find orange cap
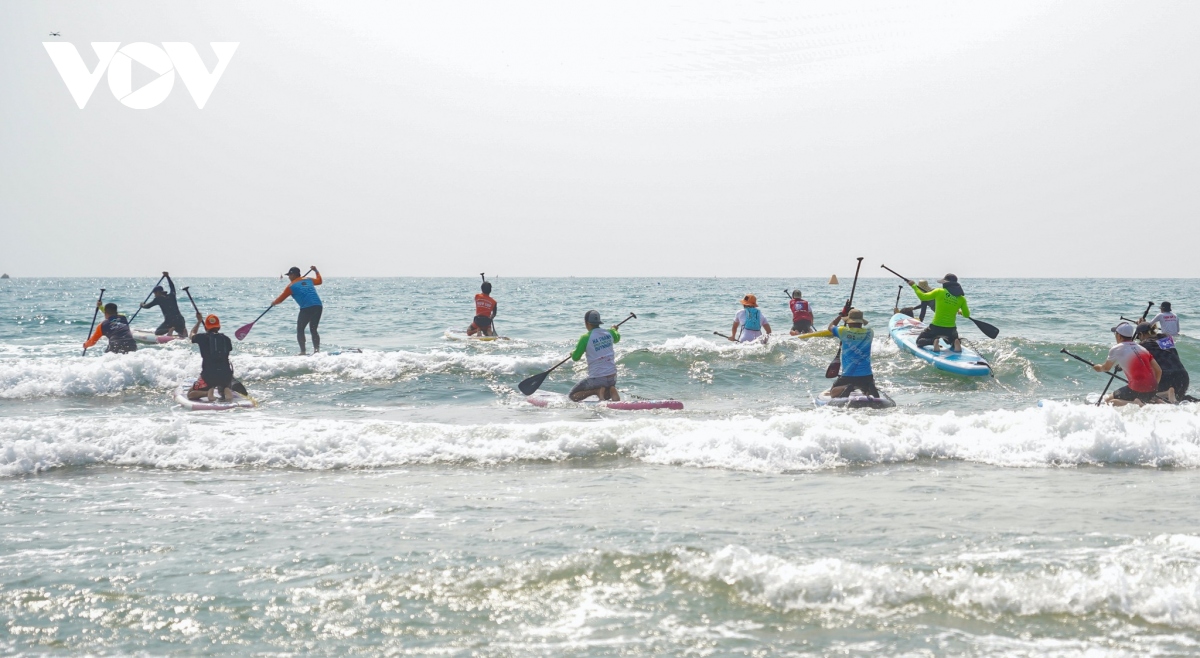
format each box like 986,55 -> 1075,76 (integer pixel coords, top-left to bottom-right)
204,314 -> 220,330
741,294 -> 757,307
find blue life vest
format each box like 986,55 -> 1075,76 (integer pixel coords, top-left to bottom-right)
289,278 -> 322,309
742,307 -> 762,331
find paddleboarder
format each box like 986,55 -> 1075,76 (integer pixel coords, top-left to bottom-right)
139,271 -> 187,338
729,294 -> 771,342
788,290 -> 815,335
82,303 -> 138,354
896,280 -> 936,323
568,310 -> 621,402
186,312 -> 246,402
272,266 -> 323,354
467,281 -> 498,337
825,309 -> 880,398
1094,322 -> 1162,406
1136,322 -> 1188,402
1148,302 -> 1179,338
906,274 -> 970,352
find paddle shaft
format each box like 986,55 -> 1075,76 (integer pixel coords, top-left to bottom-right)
183,287 -> 200,315
82,288 -> 105,356
127,275 -> 166,324
1140,301 -> 1154,322
1060,349 -> 1129,384
893,285 -> 902,310
826,257 -> 863,378
519,313 -> 637,394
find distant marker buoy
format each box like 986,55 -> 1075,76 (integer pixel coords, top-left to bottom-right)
828,275 -> 839,284
0,273 -> 9,279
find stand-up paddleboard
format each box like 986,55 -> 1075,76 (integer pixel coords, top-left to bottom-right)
889,313 -> 990,377
132,329 -> 185,345
815,390 -> 896,409
526,391 -> 683,411
444,330 -> 509,342
174,386 -> 256,411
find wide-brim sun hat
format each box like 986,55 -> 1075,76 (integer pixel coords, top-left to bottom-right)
917,280 -> 933,292
846,309 -> 867,325
741,294 -> 757,307
938,273 -> 958,283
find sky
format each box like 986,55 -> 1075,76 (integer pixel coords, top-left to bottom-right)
2,1 -> 1198,278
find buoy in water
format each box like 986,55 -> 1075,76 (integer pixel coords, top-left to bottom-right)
828,274 -> 839,284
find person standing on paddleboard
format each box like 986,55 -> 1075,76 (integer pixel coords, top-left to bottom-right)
1148,302 -> 1180,338
1135,322 -> 1187,403
896,280 -> 936,323
140,272 -> 187,338
272,266 -> 323,354
788,290 -> 815,335
730,294 -> 771,342
907,274 -> 969,352
82,303 -> 138,354
467,281 -> 498,337
568,310 -> 622,402
1094,321 -> 1162,406
187,313 -> 246,402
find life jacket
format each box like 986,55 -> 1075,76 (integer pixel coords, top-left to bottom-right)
1126,347 -> 1157,392
742,307 -> 762,331
789,299 -> 813,322
584,328 -> 617,377
288,278 -> 322,309
101,315 -> 135,345
474,294 -> 496,317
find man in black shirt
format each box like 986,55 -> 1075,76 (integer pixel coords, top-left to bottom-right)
187,312 -> 243,401
141,272 -> 187,338
1136,323 -> 1189,403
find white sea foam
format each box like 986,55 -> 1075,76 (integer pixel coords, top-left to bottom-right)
679,541 -> 1200,628
3,402 -> 1200,476
0,349 -> 557,398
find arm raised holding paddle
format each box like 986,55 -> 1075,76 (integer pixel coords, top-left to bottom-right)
880,264 -> 999,343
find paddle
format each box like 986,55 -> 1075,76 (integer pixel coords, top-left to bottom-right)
481,272 -> 499,337
236,268 -> 313,341
82,288 -> 105,356
1060,349 -> 1128,383
893,285 -> 902,313
518,313 -> 636,395
235,306 -> 273,341
1061,348 -> 1129,405
127,273 -> 166,324
183,286 -> 200,316
880,264 -> 999,339
1096,366 -> 1123,407
825,257 -> 863,378
713,331 -> 732,340
1139,301 -> 1154,323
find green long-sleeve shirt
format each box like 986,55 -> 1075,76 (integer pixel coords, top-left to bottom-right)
912,285 -> 970,328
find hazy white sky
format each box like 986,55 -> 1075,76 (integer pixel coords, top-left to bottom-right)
2,1 -> 1198,277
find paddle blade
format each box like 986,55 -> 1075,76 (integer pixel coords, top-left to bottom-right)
972,318 -> 1000,339
234,322 -> 256,341
518,371 -> 550,396
824,360 -> 840,379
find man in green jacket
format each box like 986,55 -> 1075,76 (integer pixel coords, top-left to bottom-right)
906,273 -> 970,352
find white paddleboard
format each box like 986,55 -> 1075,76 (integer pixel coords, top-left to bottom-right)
526,391 -> 683,411
174,386 -> 256,411
132,329 -> 185,345
815,390 -> 896,409
888,313 -> 990,377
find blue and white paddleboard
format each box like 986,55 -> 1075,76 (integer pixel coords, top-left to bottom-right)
888,313 -> 990,377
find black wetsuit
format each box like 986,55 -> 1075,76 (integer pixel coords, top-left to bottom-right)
1141,336 -> 1189,398
191,331 -> 235,389
144,277 -> 187,336
100,315 -> 137,353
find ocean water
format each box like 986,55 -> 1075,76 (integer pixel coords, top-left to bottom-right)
3,276 -> 1200,656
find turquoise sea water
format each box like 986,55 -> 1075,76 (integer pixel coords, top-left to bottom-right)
3,276 -> 1200,655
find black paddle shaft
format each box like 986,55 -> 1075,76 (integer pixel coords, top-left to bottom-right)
1060,348 -> 1129,384
127,274 -> 166,324
183,287 -> 201,315
826,257 -> 863,379
518,313 -> 637,395
82,288 -> 106,356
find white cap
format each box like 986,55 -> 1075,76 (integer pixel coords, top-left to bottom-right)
1111,322 -> 1136,338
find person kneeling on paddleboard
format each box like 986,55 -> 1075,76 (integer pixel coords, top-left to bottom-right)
788,290 -> 815,335
896,280 -> 936,323
1094,321 -> 1162,406
83,303 -> 138,354
730,294 -> 771,342
568,310 -> 621,402
826,309 -> 880,398
141,272 -> 187,338
908,274 -> 969,353
467,281 -> 498,337
273,266 -> 323,354
187,313 -> 246,402
1135,322 -> 1188,403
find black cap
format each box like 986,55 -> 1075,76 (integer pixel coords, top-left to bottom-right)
938,273 -> 958,283
286,266 -> 302,277
584,310 -> 601,325
1136,322 -> 1154,336
152,286 -> 164,293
